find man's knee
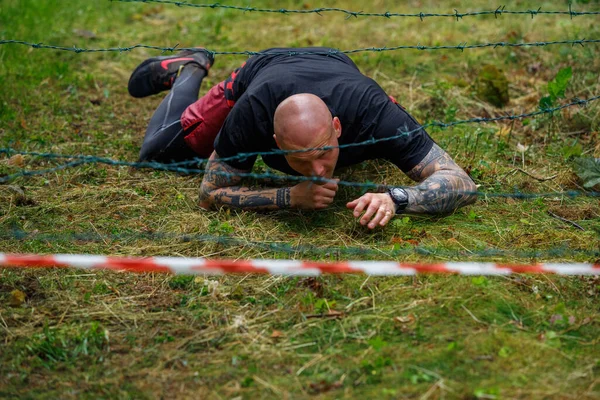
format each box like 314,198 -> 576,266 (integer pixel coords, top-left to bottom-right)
139,137 -> 198,163
138,145 -> 154,162
138,138 -> 170,162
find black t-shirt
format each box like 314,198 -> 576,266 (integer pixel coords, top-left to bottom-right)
214,47 -> 434,175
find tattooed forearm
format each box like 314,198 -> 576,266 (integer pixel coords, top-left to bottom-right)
404,170 -> 477,214
402,143 -> 477,214
199,152 -> 292,211
210,186 -> 291,210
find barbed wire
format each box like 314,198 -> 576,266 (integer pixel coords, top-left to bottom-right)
1,38 -> 598,56
1,229 -> 598,260
111,0 -> 600,20
2,149 -> 600,198
1,93 -> 599,195
3,94 -> 599,166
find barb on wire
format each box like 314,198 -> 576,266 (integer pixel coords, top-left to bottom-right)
1,39 -> 599,57
110,0 -> 600,19
2,229 -> 598,261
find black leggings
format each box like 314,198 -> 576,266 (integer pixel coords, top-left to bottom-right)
138,66 -> 206,163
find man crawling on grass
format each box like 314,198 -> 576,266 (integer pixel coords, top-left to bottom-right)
128,47 -> 477,229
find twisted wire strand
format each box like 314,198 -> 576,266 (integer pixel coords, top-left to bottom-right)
2,94 -> 599,196
1,38 -> 598,56
111,1 -> 600,20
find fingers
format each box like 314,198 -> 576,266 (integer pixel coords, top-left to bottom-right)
348,193 -> 396,229
292,179 -> 339,209
318,186 -> 337,198
314,197 -> 334,209
379,209 -> 394,227
369,208 -> 396,228
316,180 -> 338,197
350,196 -> 370,218
313,181 -> 337,209
322,180 -> 339,192
360,199 -> 382,226
313,190 -> 336,209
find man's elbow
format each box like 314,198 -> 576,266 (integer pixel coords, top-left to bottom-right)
442,167 -> 478,207
199,184 -> 215,210
462,174 -> 478,206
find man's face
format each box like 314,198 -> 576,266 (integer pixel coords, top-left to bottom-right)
282,118 -> 341,179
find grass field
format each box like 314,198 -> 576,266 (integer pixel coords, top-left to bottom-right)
1,0 -> 600,398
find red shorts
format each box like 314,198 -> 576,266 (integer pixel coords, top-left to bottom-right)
181,81 -> 231,158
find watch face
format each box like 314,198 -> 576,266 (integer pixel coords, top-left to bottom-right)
391,188 -> 408,202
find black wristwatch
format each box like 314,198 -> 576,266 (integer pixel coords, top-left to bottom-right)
388,187 -> 409,214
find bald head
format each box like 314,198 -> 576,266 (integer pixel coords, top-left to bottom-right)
273,94 -> 333,149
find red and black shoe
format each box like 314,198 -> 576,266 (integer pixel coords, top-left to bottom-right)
127,48 -> 214,98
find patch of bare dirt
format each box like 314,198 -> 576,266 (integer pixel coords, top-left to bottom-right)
548,204 -> 600,221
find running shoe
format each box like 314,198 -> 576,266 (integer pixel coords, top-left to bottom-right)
128,48 -> 214,98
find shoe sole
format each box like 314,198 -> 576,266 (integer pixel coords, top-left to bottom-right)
128,49 -> 214,98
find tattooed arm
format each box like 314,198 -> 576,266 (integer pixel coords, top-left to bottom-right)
346,143 -> 477,228
403,143 -> 477,214
200,152 -> 338,211
199,152 -> 291,210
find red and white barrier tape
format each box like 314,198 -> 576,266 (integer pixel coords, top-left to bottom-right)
0,253 -> 599,275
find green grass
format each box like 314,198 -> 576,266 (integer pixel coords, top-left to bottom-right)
1,0 -> 600,398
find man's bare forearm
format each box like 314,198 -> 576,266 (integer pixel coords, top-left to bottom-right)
403,143 -> 477,214
199,152 -> 291,210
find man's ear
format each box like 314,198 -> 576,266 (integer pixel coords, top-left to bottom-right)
273,134 -> 281,149
332,117 -> 342,138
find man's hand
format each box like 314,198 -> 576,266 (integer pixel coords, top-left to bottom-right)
290,180 -> 339,209
346,193 -> 396,229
